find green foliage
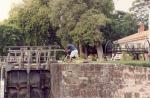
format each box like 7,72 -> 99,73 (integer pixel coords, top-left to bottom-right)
0,23 -> 21,55
8,0 -> 60,46
71,9 -> 109,45
139,54 -> 145,61
0,24 -> 21,45
121,52 -> 133,61
103,11 -> 138,41
113,12 -> 138,39
5,0 -> 137,49
49,0 -> 114,47
82,0 -> 114,17
6,0 -> 138,47
49,0 -> 88,46
0,0 -> 141,63
88,54 -> 97,61
104,60 -> 150,67
48,0 -> 114,60
8,0 -> 115,47
56,51 -> 66,60
7,0 -> 122,60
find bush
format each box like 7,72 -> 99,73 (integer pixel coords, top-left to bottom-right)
88,54 -> 97,61
139,54 -> 145,61
121,52 -> 133,61
56,51 -> 65,60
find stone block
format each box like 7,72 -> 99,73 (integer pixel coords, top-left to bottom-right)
124,92 -> 132,98
134,93 -> 140,98
50,64 -> 150,98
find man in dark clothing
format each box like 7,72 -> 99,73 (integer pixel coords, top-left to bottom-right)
65,44 -> 78,62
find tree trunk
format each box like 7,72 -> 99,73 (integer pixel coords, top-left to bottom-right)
96,43 -> 103,61
79,43 -> 84,58
84,45 -> 88,59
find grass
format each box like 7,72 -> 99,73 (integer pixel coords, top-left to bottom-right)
59,56 -> 150,67
103,60 -> 150,67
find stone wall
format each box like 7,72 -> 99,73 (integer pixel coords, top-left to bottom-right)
50,64 -> 150,98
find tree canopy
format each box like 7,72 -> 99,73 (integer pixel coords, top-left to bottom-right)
48,0 -> 114,59
8,0 -> 59,46
110,11 -> 138,40
1,0 -> 139,59
71,9 -> 109,45
130,0 -> 150,28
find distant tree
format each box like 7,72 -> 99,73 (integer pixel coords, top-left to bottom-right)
8,0 -> 60,46
0,24 -> 21,45
0,23 -> 21,55
130,0 -> 150,28
110,11 -> 138,41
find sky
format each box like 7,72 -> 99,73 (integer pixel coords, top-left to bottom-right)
113,0 -> 134,12
0,0 -> 135,21
0,0 -> 22,21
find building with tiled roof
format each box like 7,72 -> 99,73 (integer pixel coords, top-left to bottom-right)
114,23 -> 150,49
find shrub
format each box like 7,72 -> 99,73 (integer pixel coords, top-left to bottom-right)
121,52 -> 133,61
88,54 -> 97,61
139,54 -> 145,61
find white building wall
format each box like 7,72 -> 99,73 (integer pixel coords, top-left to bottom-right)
120,39 -> 149,49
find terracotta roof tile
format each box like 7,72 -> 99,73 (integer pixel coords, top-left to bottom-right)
115,30 -> 149,44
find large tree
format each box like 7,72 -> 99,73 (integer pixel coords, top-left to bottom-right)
8,0 -> 59,46
49,0 -> 88,46
109,11 -> 138,41
71,9 -> 109,59
49,0 -> 114,60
